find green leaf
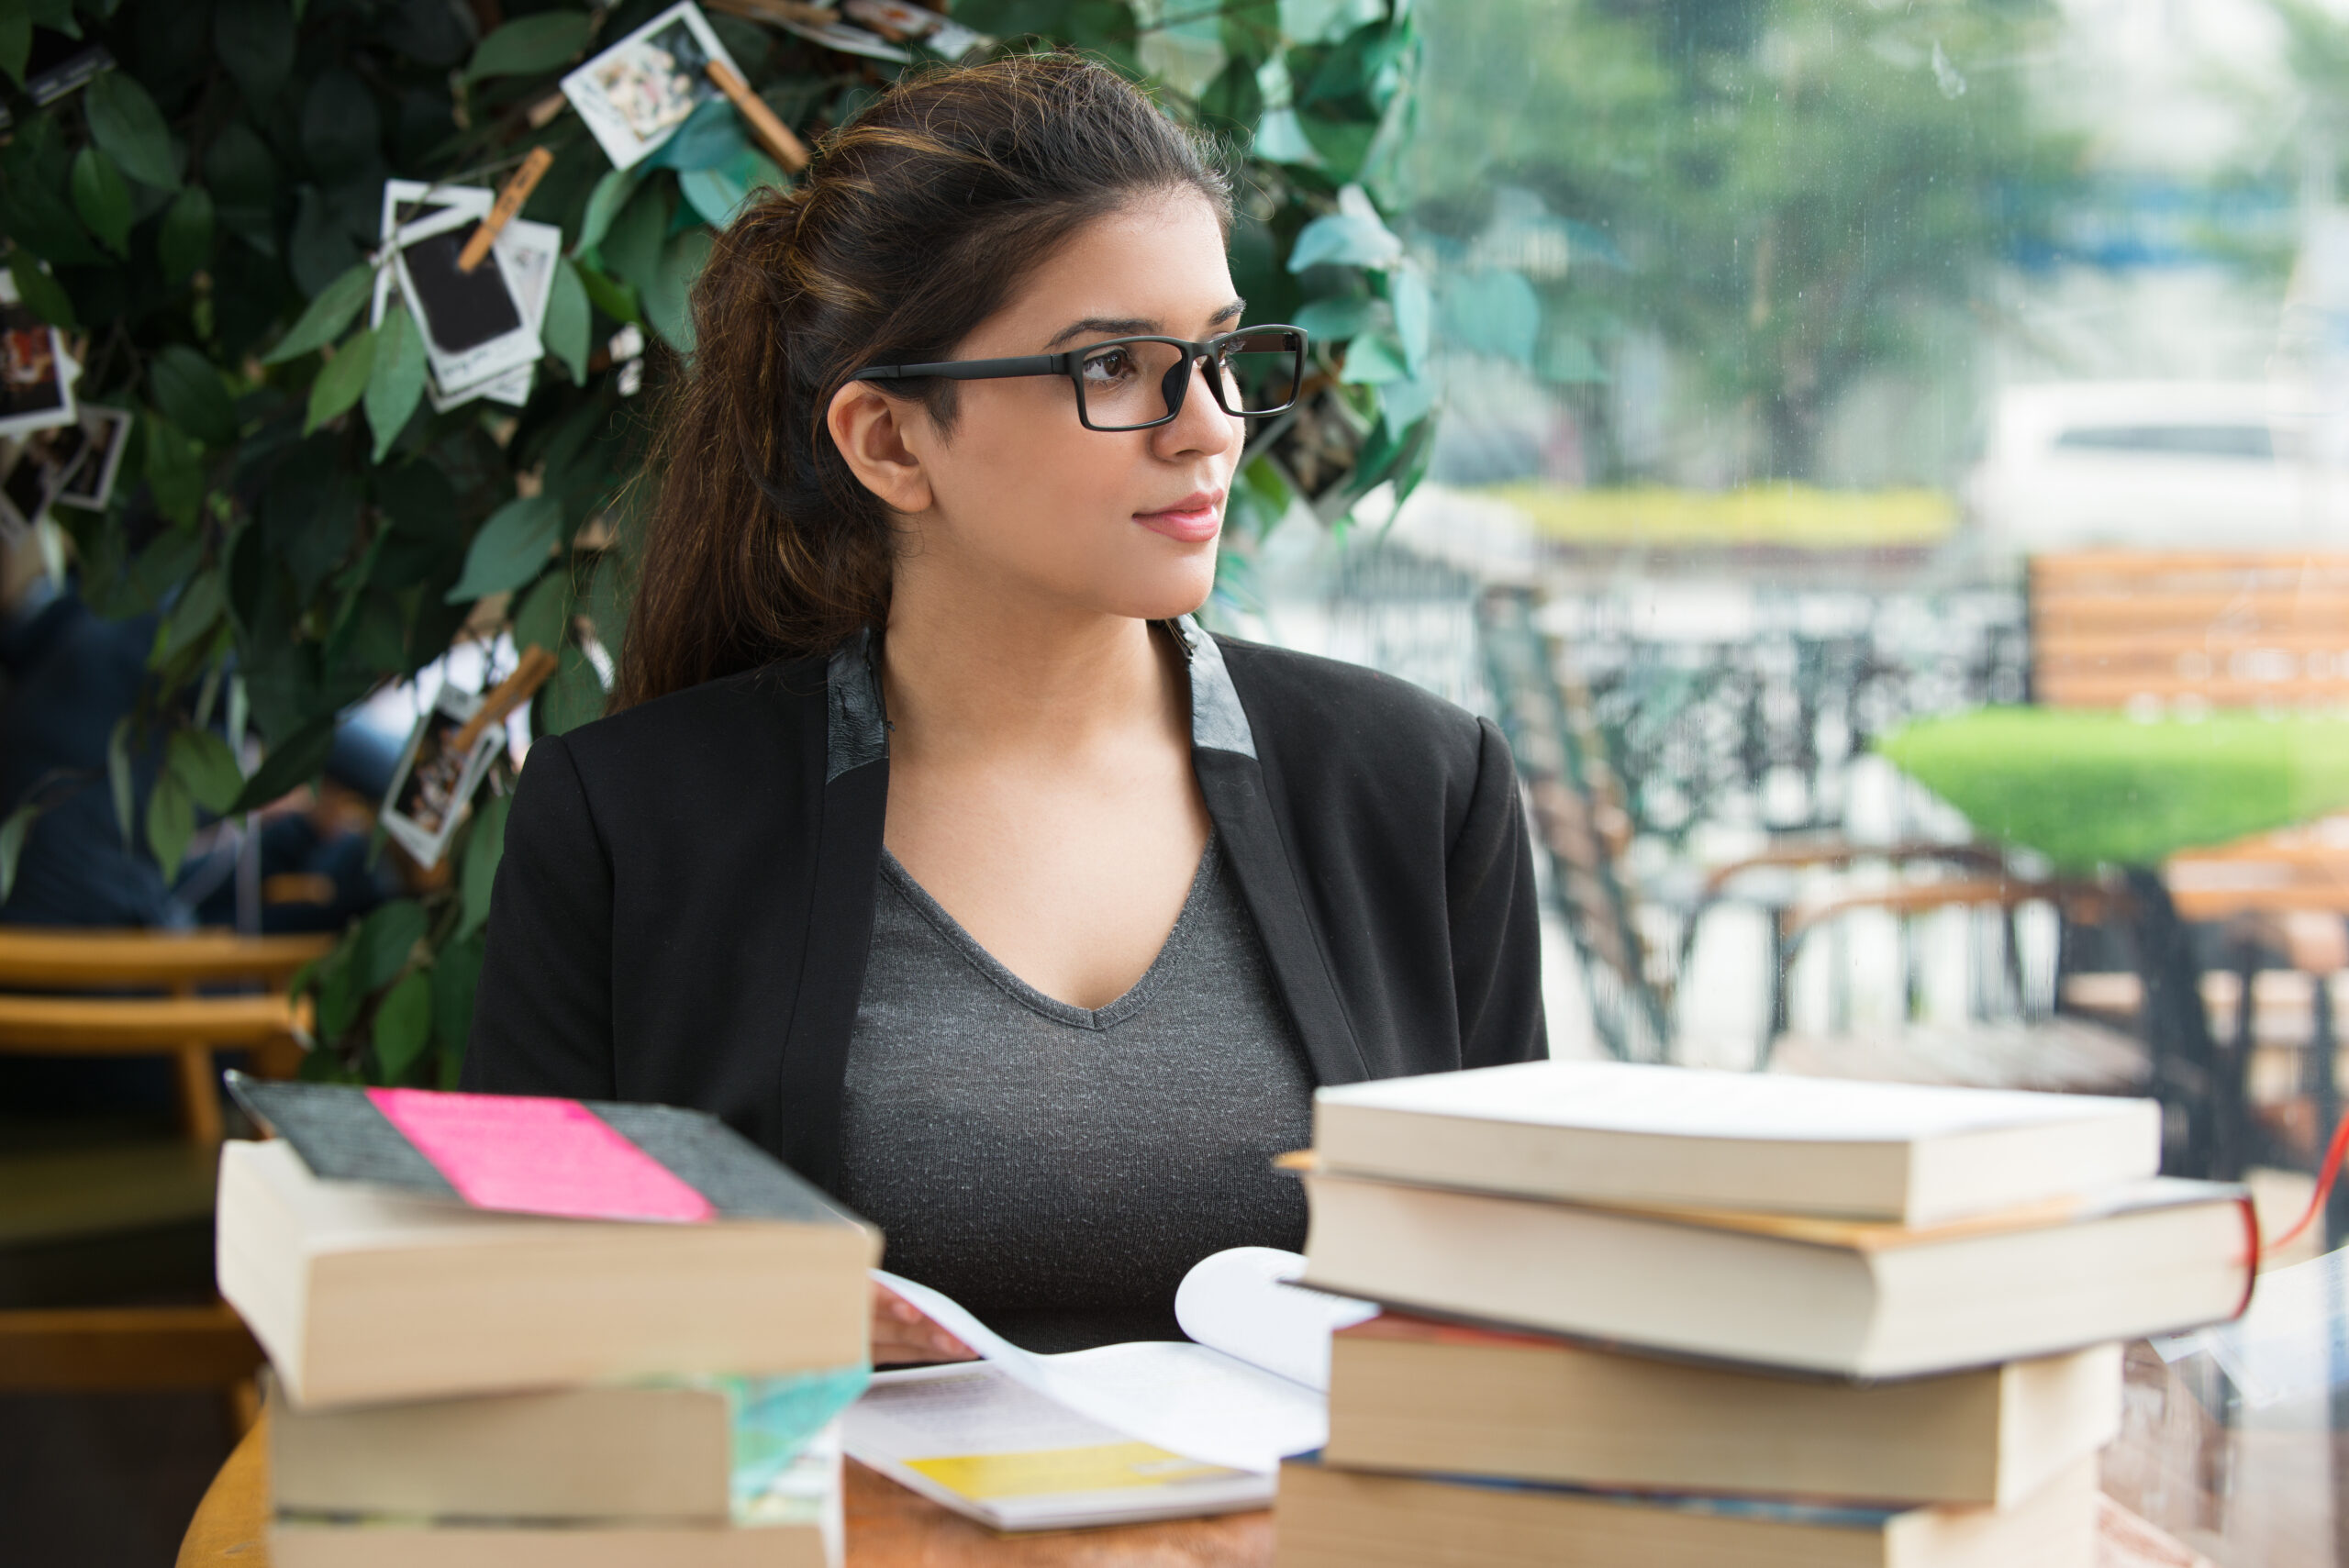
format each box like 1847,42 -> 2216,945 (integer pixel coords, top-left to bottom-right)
573,259 -> 640,328
85,72 -> 182,191
0,15 -> 29,88
1289,209 -> 1402,272
1390,268 -> 1431,373
229,715 -> 337,812
150,346 -> 237,448
647,95 -> 749,173
6,254 -> 75,329
596,177 -> 669,295
511,567 -> 571,657
146,771 -> 195,884
160,184 -> 216,284
0,800 -> 40,903
214,0 -> 295,107
161,569 -> 226,659
169,728 -> 246,815
458,794 -> 511,940
574,168 -> 642,257
432,933 -> 486,1059
544,259 -> 592,385
1339,330 -> 1408,384
465,11 -> 593,81
364,306 -> 426,462
445,494 -> 563,604
299,67 -> 381,179
107,717 -> 135,849
353,898 -> 429,993
305,326 -> 376,434
142,414 -> 205,528
69,146 -> 132,256
0,170 -> 106,266
371,970 -> 435,1082
539,641 -> 607,737
264,261 -> 374,363
1438,268 -> 1540,365
644,228 -> 712,353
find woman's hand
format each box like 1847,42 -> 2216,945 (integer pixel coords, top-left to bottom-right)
872,1281 -> 979,1366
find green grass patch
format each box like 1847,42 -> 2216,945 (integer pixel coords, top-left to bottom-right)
1878,708 -> 2349,868
1487,483 -> 1959,547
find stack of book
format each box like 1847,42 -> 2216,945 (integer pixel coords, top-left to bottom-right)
1275,1061 -> 2256,1567
215,1077 -> 877,1568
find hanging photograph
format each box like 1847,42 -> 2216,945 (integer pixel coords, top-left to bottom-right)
561,2 -> 743,171
389,202 -> 546,398
0,276 -> 76,440
380,684 -> 505,869
52,406 -> 131,510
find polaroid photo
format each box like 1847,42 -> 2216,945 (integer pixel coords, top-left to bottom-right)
389,202 -> 546,399
774,10 -> 911,63
0,274 -> 77,440
841,0 -> 985,58
0,442 -> 49,539
380,684 -> 505,868
0,400 -> 120,529
562,2 -> 745,172
50,406 -> 132,510
379,177 -> 493,242
371,179 -> 493,339
379,210 -> 560,411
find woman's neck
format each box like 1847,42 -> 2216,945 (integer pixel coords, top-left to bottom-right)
879,583 -> 1185,763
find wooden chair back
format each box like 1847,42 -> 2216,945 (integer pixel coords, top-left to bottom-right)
0,927 -> 330,1399
2029,551 -> 2349,710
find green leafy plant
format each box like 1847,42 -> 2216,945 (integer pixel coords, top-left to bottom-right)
0,0 -> 1428,1086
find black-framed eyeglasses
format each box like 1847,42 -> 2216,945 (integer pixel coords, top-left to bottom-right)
852,326 -> 1308,432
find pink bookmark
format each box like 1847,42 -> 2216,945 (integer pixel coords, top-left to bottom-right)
368,1088 -> 715,1223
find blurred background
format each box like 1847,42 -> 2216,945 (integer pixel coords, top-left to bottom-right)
9,0 -> 2349,1561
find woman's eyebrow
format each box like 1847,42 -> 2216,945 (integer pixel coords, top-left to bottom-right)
1044,299 -> 1248,350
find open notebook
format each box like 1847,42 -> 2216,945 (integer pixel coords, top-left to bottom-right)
843,1248 -> 1374,1529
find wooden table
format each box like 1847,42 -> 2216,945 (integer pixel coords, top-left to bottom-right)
177,1415 -> 1273,1567
180,1347 -> 2324,1567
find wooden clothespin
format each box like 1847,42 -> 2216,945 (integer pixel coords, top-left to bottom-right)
457,147 -> 556,274
706,59 -> 811,174
451,644 -> 562,754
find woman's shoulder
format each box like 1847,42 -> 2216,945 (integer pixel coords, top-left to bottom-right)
539,654 -> 833,790
1212,632 -> 1486,755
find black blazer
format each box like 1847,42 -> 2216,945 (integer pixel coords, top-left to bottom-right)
463,618 -> 1547,1190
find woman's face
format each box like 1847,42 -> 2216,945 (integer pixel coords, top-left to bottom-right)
834,190 -> 1246,624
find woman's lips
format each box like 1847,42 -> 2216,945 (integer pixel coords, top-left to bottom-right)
1134,490 -> 1224,543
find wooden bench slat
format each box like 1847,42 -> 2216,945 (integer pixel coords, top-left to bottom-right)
0,994 -> 302,1052
2035,675 -> 2349,706
0,1304 -> 261,1390
0,929 -> 333,990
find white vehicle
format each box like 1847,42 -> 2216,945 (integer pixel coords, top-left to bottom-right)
1965,382 -> 2342,555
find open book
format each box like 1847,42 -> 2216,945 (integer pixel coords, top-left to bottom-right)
842,1248 -> 1374,1530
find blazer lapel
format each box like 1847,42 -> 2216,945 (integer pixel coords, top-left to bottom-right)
778,631 -> 890,1190
1174,617 -> 1372,1088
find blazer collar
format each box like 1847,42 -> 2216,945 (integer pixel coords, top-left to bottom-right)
823,615 -> 1257,779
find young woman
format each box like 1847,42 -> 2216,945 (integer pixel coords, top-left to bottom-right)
464,53 -> 1545,1359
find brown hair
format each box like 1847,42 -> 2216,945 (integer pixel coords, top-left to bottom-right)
613,51 -> 1232,710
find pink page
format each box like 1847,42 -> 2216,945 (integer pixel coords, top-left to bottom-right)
368,1088 -> 715,1223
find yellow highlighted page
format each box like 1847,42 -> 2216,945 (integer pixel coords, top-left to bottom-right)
906,1441 -> 1238,1500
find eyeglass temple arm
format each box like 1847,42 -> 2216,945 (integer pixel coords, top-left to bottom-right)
853,354 -> 1065,383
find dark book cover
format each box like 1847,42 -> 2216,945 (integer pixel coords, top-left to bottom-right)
226,1073 -> 863,1229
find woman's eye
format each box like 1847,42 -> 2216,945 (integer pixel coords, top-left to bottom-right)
1081,349 -> 1136,384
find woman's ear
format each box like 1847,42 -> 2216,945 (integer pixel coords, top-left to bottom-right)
827,381 -> 936,516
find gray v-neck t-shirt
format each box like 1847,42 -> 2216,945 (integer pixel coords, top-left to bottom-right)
835,835 -> 1315,1352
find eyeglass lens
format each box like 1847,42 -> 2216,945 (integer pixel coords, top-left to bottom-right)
1074,331 -> 1303,429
